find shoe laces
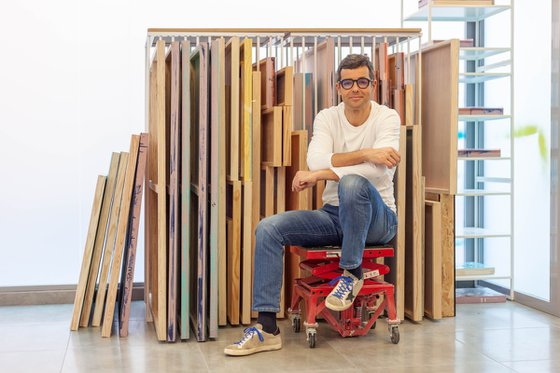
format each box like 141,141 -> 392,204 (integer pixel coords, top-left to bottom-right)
328,275 -> 354,299
235,327 -> 264,346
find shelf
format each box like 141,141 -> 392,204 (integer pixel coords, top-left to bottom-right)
459,47 -> 510,61
456,274 -> 512,281
458,156 -> 510,161
459,72 -> 510,84
405,5 -> 511,22
456,227 -> 510,239
456,188 -> 510,196
458,114 -> 511,121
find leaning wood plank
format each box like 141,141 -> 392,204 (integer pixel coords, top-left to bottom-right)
275,167 -> 286,318
250,71 -> 262,320
440,193 -> 455,317
293,73 -> 313,136
276,66 -> 293,107
225,37 -> 240,181
79,153 -> 120,327
227,180 -> 242,325
253,57 -> 275,110
92,153 -> 129,327
241,181 -> 253,325
297,38 -> 335,112
166,41 -> 181,342
405,84 -> 414,126
424,200 -> 442,320
101,135 -> 140,338
282,105 -> 293,167
261,107 -> 283,167
70,175 -> 106,331
180,39 -> 191,340
239,38 -> 253,182
264,166 -> 275,217
118,133 -> 149,337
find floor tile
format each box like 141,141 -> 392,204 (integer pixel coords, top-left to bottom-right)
0,321 -> 70,352
502,359 -> 560,373
0,349 -> 66,373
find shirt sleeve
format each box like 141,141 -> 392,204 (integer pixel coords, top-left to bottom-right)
329,109 -> 401,180
306,111 -> 334,171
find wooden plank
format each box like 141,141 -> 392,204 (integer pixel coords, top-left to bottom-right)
212,38 -> 228,329
166,41 -> 181,342
253,57 -> 275,110
241,181 -> 253,325
276,66 -> 293,106
282,106 -> 293,167
70,175 -> 106,331
424,200 -> 442,320
209,37 -> 225,337
190,42 -> 209,342
118,133 -> 149,337
180,39 -> 191,340
293,73 -> 313,137
79,153 -> 120,327
225,37 -> 240,181
440,193 -> 455,317
393,89 -> 405,125
297,38 -> 335,111
101,135 -> 141,338
405,84 -> 414,127
264,166 -> 275,217
251,71 -> 262,320
239,38 -> 252,181
420,40 -> 459,194
92,152 -> 129,327
227,180 -> 242,325
261,107 -> 283,167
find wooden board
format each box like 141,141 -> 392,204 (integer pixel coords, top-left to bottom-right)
210,37 -> 226,335
189,43 -> 209,342
405,84 -> 414,127
253,57 -> 275,110
239,38 -> 252,181
293,73 -> 313,137
424,200 -> 442,320
180,40 -> 191,340
166,41 -> 181,342
79,152 -> 120,328
276,66 -> 293,107
241,181 -> 253,325
118,133 -> 149,337
393,89 -> 405,125
226,180 -> 242,325
297,38 -> 335,112
440,193 -> 455,317
92,152 -> 129,327
70,175 -> 106,331
282,106 -> 293,167
225,37 -> 240,181
261,107 -> 283,167
404,125 -> 424,322
264,166 -> 275,217
419,40 -> 459,194
101,134 -> 141,338
144,39 -> 167,341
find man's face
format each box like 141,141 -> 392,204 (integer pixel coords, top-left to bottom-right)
336,66 -> 376,111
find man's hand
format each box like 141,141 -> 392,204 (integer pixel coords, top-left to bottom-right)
365,147 -> 401,168
291,170 -> 318,192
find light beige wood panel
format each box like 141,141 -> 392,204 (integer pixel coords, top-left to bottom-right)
239,38 -> 253,182
227,180 -> 241,325
424,200 -> 442,320
261,107 -> 283,167
282,106 -> 293,167
253,57 -> 275,110
241,181 -> 253,325
420,40 -> 459,194
102,135 -> 141,338
70,175 -> 106,331
79,153 -> 120,328
225,37 -> 240,181
440,193 -> 455,317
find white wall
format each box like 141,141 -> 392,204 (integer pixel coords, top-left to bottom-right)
0,0 -> 401,286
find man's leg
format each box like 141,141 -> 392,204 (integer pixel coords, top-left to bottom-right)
326,174 -> 397,311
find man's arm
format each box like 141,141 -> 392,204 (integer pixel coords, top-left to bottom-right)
331,148 -> 400,168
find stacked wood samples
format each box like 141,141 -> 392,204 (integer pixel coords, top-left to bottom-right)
424,200 -> 442,320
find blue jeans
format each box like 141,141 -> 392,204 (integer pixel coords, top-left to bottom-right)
252,174 -> 398,312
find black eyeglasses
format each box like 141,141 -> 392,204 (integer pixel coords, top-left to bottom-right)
338,78 -> 372,90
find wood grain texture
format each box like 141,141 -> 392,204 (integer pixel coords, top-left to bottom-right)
227,180 -> 242,325
79,153 -> 120,328
424,200 -> 442,320
119,133 -> 149,337
405,84 -> 414,127
239,39 -> 253,182
241,181 -> 253,325
440,193 -> 455,317
253,57 -> 275,110
102,134 -> 140,338
282,105 -> 293,167
70,175 -> 106,331
261,107 -> 283,167
225,37 -> 240,181
92,152 -> 129,327
276,66 -> 293,107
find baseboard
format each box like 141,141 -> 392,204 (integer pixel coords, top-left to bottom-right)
0,283 -> 145,306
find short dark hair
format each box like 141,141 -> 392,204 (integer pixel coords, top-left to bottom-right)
336,54 -> 374,81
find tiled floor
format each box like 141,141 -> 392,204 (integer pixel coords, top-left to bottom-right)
1,301 -> 560,372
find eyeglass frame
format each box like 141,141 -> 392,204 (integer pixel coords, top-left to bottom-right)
337,77 -> 374,90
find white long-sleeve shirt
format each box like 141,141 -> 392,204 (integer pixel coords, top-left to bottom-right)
307,101 -> 400,213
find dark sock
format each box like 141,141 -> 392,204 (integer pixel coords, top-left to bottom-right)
257,312 -> 278,334
347,266 -> 363,279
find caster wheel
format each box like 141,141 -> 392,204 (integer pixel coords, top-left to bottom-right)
292,317 -> 301,333
390,327 -> 400,344
308,333 -> 316,348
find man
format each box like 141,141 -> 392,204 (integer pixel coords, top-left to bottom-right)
224,54 -> 400,356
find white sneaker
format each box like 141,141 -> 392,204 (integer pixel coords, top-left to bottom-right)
325,270 -> 364,312
224,324 -> 282,356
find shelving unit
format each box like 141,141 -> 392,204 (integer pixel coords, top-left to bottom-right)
403,1 -> 514,300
